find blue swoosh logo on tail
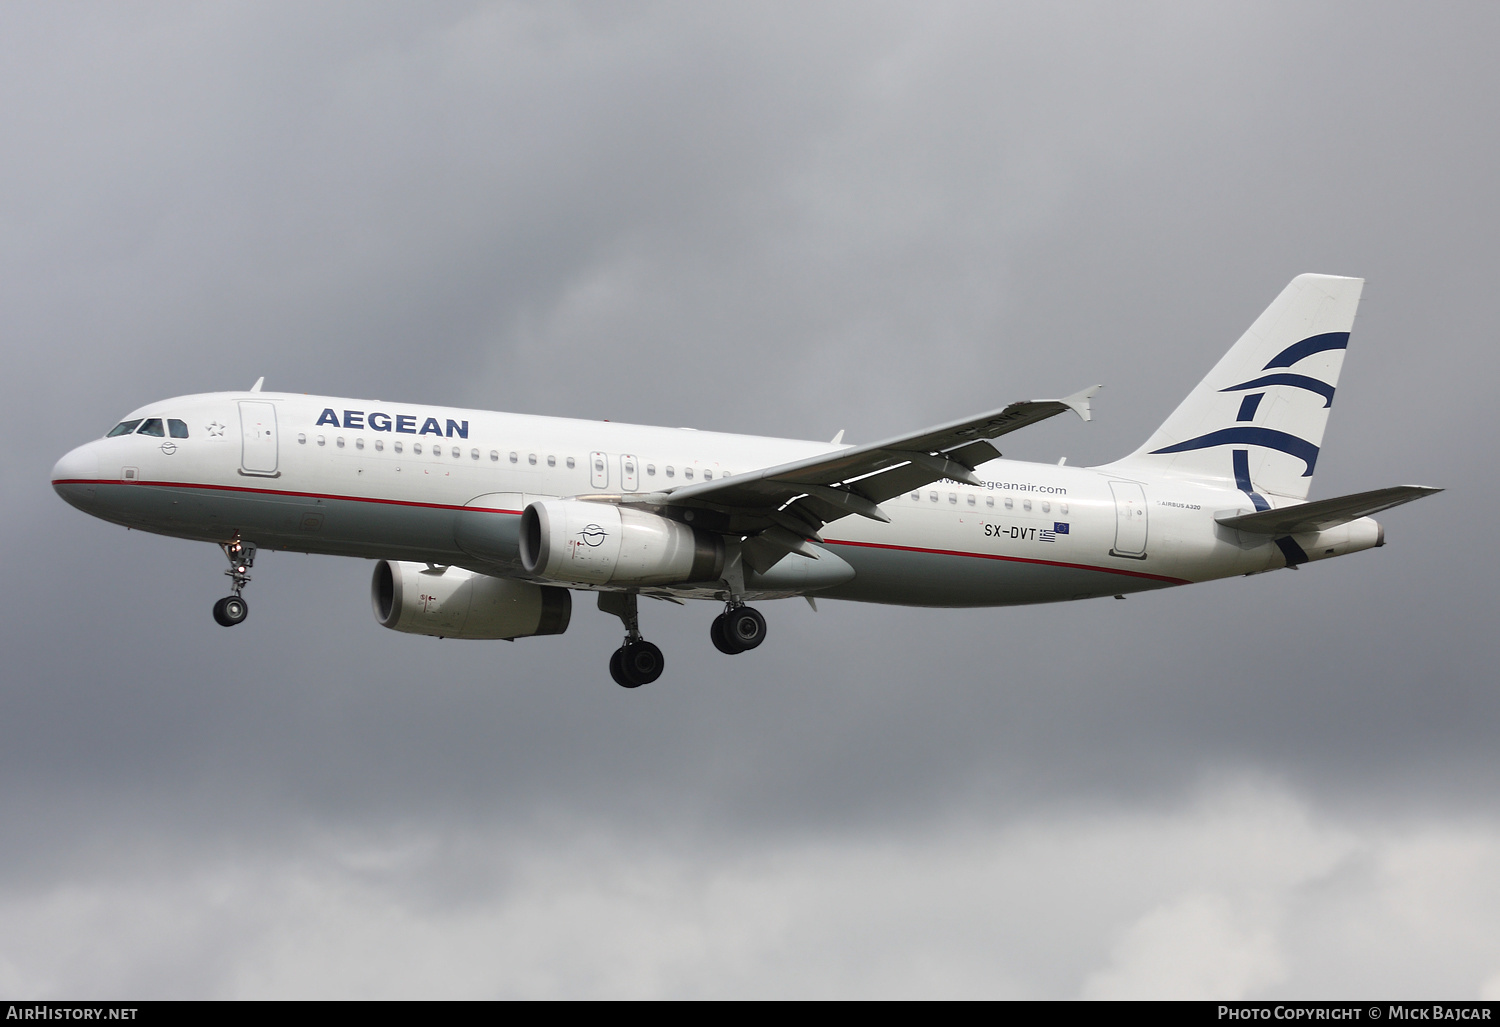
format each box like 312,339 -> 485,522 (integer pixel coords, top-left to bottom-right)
1263,332 -> 1348,369
1232,450 -> 1270,510
1221,373 -> 1336,408
1150,427 -> 1320,477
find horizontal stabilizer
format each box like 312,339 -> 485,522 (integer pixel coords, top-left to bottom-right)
1215,485 -> 1442,535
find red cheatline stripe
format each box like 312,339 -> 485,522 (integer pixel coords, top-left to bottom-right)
821,537 -> 1190,584
55,478 -> 1187,584
50,479 -> 523,515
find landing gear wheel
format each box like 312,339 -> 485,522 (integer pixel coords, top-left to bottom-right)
609,647 -> 635,688
599,593 -> 664,688
213,595 -> 248,627
725,606 -> 766,651
610,641 -> 663,688
711,613 -> 742,654
623,640 -> 664,686
214,540 -> 255,627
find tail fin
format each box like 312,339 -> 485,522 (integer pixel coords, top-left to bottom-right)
1113,274 -> 1364,501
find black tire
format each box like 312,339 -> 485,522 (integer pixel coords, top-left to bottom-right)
212,596 -> 248,627
620,640 -> 664,686
220,596 -> 248,626
726,607 -> 766,651
609,647 -> 636,688
711,613 -> 743,654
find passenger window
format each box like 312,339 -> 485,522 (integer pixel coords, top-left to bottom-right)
472,449 -> 480,460
336,437 -> 346,448
509,452 -> 518,463
1004,497 -> 1013,510
107,420 -> 143,437
647,464 -> 656,476
356,438 -> 365,450
168,419 -> 189,439
566,457 -> 576,469
1023,499 -> 1032,512
297,433 -> 307,445
137,418 -> 165,437
684,467 -> 694,480
703,469 -> 712,480
452,447 -> 461,458
529,454 -> 538,465
489,450 -> 498,461
414,443 -> 423,455
948,492 -> 957,504
666,466 -> 675,478
317,436 -> 326,447
547,455 -> 556,467
1060,503 -> 1069,515
376,440 -> 385,452
929,491 -> 938,502
911,492 -> 920,501
966,494 -> 975,507
986,496 -> 994,508
1042,501 -> 1050,514
394,441 -> 403,453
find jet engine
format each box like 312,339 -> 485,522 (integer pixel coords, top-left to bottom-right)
371,561 -> 571,639
519,500 -> 724,586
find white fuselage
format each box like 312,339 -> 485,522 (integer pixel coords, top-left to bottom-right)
51,390 -> 1372,609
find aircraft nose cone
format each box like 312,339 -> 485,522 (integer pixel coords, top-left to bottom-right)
52,443 -> 100,507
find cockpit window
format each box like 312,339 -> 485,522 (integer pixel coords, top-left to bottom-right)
137,418 -> 165,437
107,419 -> 143,438
168,419 -> 189,439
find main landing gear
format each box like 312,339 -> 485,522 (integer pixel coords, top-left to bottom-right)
711,603 -> 767,655
598,592 -> 664,689
212,540 -> 255,627
597,594 -> 770,688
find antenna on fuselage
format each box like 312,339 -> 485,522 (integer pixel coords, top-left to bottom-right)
249,377 -> 264,393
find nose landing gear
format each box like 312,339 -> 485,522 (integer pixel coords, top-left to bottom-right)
598,592 -> 664,688
212,540 -> 255,627
711,603 -> 766,654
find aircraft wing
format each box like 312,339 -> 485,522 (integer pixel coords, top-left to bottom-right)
641,386 -> 1100,551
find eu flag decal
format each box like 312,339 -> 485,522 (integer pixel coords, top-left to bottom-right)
1053,522 -> 1070,534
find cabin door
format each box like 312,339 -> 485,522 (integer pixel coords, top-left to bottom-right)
238,401 -> 279,477
1109,481 -> 1148,559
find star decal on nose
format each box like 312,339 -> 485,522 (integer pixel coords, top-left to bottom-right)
206,421 -> 226,436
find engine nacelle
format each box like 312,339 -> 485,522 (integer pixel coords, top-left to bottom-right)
519,500 -> 724,586
371,561 -> 571,639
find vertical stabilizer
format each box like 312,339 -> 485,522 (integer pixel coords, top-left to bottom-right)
1113,274 -> 1363,501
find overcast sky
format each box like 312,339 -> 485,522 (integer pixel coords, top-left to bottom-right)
3,0 -> 1498,999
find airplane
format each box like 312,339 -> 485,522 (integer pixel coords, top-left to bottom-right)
51,274 -> 1440,688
